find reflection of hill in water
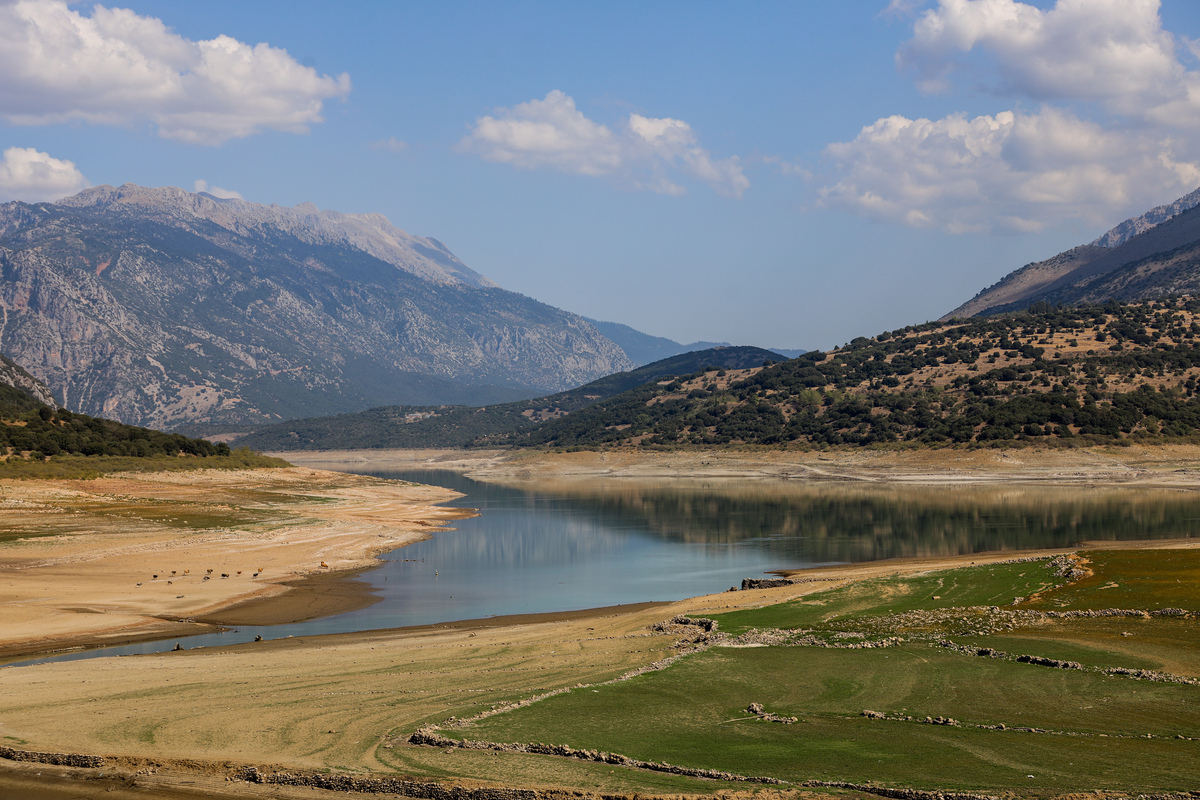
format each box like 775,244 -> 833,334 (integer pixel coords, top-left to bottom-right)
475,479 -> 1200,564
355,469 -> 1200,566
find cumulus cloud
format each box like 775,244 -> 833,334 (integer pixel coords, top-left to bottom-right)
0,0 -> 351,145
0,146 -> 88,202
821,107 -> 1200,233
898,0 -> 1196,123
460,90 -> 748,198
193,179 -> 242,200
821,0 -> 1200,232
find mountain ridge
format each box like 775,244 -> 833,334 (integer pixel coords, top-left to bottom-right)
947,185 -> 1200,319
0,185 -> 634,429
234,345 -> 784,451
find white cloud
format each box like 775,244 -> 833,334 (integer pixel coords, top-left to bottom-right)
193,179 -> 242,200
821,0 -> 1200,233
898,0 -> 1194,122
0,146 -> 88,202
460,90 -> 748,198
821,107 -> 1200,233
0,0 -> 351,145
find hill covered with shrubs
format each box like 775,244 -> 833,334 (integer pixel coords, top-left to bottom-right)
234,346 -> 784,451
497,298 -> 1200,448
0,355 -> 285,477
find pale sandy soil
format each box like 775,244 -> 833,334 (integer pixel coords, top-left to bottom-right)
281,443 -> 1200,487
0,467 -> 470,658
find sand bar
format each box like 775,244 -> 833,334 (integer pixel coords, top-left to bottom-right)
0,466 -> 472,658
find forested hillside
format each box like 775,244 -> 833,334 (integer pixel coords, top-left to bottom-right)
503,299 -> 1200,448
235,346 -> 784,451
0,355 -> 286,476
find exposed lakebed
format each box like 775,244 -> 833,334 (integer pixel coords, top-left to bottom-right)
12,468 -> 1200,665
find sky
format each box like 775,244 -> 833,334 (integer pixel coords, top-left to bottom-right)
2,1 -> 1200,352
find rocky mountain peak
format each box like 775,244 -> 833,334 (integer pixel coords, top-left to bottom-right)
1090,185 -> 1200,249
0,185 -> 631,429
56,183 -> 496,289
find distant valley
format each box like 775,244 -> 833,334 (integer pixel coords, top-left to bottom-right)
235,345 -> 785,451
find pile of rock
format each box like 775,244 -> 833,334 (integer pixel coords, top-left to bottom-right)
0,746 -> 104,768
746,702 -> 798,724
407,728 -> 786,785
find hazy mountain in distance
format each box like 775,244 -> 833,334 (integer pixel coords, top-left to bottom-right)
0,184 -> 633,429
583,317 -> 805,365
235,345 -> 786,451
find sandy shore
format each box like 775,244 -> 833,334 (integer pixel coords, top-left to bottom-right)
279,442 -> 1200,487
0,466 -> 471,659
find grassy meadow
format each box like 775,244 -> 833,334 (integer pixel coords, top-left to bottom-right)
439,550 -> 1200,796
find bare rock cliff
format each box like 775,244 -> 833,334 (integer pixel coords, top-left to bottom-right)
0,185 -> 632,428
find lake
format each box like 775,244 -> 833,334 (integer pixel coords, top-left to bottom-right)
10,468 -> 1200,666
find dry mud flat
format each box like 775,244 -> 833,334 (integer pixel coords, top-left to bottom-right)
0,466 -> 471,658
282,442 -> 1200,487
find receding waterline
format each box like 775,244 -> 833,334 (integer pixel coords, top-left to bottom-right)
9,468 -> 1200,668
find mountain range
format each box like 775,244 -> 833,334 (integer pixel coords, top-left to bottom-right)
947,186 -> 1200,318
236,345 -> 785,451
0,184 -> 638,429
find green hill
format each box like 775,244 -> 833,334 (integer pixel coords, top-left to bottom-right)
234,346 -> 786,451
0,353 -> 285,477
500,298 -> 1200,448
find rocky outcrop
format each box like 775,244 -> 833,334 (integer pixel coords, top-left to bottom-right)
0,352 -> 55,406
1091,186 -> 1200,248
0,185 -> 633,427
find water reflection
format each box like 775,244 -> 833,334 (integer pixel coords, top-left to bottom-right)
500,477 -> 1200,563
10,469 -> 1200,667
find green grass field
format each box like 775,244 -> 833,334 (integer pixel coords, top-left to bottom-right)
437,550 -> 1200,796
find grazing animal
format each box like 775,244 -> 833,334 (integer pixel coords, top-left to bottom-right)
206,569 -> 213,573
171,571 -> 176,575
320,561 -> 329,568
184,569 -> 189,574
252,572 -> 259,577
136,583 -> 142,586
167,581 -> 172,585
152,574 -> 158,579
254,635 -> 263,642
236,571 -> 242,575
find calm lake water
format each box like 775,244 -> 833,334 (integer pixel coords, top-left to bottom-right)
9,468 -> 1200,666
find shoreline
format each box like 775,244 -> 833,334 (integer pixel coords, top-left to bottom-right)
0,466 -> 472,660
4,536 -> 1200,799
277,442 -> 1200,487
10,443 -> 1200,661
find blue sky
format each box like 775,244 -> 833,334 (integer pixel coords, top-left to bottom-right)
2,1 -> 1200,352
